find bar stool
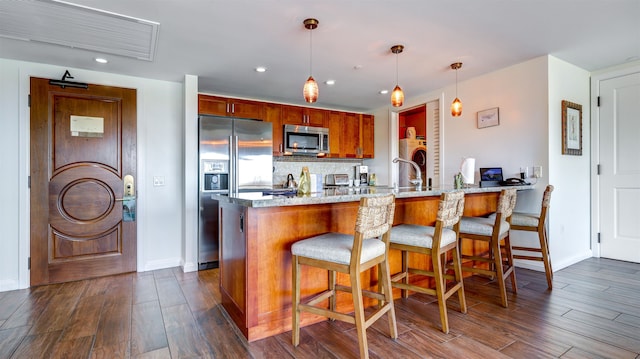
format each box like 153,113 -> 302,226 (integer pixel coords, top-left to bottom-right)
510,185 -> 554,289
389,190 -> 467,334
458,188 -> 518,308
291,194 -> 397,359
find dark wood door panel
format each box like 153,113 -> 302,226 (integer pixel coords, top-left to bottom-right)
52,95 -> 121,172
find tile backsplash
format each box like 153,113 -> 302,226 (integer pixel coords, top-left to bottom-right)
273,158 -> 362,188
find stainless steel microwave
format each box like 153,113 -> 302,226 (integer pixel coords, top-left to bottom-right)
283,124 -> 329,155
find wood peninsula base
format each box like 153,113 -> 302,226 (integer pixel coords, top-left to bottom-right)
218,189 -> 514,342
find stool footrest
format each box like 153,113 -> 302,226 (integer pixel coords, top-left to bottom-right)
514,254 -> 544,261
512,246 -> 543,253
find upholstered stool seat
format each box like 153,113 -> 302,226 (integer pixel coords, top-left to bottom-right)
292,194 -> 397,359
390,190 -> 467,334
459,216 -> 510,237
458,188 -> 518,308
390,224 -> 457,248
510,213 -> 539,227
292,233 -> 385,265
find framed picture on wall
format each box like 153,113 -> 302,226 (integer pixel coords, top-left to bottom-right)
562,100 -> 582,155
477,107 -> 499,129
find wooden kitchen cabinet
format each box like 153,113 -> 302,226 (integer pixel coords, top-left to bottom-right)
340,112 -> 360,158
198,94 -> 265,120
263,103 -> 283,156
326,111 -> 343,158
198,94 -> 374,158
328,112 -> 375,158
281,104 -> 327,127
361,114 -> 375,158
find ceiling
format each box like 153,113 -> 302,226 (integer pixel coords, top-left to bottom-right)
1,0 -> 639,112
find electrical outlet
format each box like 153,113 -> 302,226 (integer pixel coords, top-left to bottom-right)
153,176 -> 165,186
533,166 -> 542,178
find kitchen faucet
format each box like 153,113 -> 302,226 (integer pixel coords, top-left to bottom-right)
393,157 -> 422,190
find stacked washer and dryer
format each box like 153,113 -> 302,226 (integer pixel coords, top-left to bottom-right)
398,127 -> 427,187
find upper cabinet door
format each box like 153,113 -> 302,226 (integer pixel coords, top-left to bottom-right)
198,95 -> 265,120
281,105 -> 305,125
305,108 -> 327,127
264,103 -> 282,156
281,105 -> 326,127
230,99 -> 265,120
361,114 -> 375,158
326,111 -> 343,158
340,113 -> 360,158
198,95 -> 228,116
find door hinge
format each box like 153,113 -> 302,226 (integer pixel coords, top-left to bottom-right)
597,164 -> 601,175
28,175 -> 31,188
28,94 -> 31,107
28,257 -> 31,270
597,233 -> 601,243
597,96 -> 600,107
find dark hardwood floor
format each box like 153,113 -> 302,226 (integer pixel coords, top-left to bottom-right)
1,257 -> 639,358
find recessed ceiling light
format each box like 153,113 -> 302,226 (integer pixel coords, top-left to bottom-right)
379,90 -> 389,95
255,66 -> 267,72
95,57 -> 108,64
325,80 -> 335,85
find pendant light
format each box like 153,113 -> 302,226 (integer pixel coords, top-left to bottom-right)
390,45 -> 405,107
450,62 -> 463,117
302,18 -> 319,103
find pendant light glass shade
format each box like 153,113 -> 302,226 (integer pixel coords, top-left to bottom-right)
450,62 -> 463,117
391,45 -> 404,107
451,97 -> 462,116
391,85 -> 404,107
303,18 -> 319,103
303,76 -> 319,103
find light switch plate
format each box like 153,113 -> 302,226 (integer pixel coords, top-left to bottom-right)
153,176 -> 165,186
533,166 -> 542,178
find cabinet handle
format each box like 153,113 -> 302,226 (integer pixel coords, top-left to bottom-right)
231,103 -> 235,113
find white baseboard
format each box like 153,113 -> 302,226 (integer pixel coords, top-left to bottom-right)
181,260 -> 198,273
552,250 -> 593,272
514,260 -> 545,272
142,257 -> 183,272
0,279 -> 19,292
515,250 -> 593,274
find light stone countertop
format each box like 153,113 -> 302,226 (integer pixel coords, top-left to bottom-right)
212,184 -> 535,208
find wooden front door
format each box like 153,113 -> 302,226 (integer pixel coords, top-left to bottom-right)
30,77 -> 137,286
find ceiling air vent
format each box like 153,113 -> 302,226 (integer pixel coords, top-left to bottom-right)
0,0 -> 159,61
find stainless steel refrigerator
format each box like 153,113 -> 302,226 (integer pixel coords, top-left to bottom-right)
198,115 -> 273,269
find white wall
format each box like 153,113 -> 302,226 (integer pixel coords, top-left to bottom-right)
183,75 -> 199,272
364,107 -> 394,186
0,58 -> 184,290
0,60 -> 21,291
547,56 -> 592,269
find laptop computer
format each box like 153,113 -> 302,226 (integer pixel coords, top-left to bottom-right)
479,167 -> 503,187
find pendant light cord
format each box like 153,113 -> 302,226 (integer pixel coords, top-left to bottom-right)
455,66 -> 458,97
395,51 -> 399,86
309,27 -> 313,76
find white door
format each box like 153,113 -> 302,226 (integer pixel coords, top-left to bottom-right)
599,71 -> 640,262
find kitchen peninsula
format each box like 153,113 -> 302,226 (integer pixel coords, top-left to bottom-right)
215,185 -> 533,341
